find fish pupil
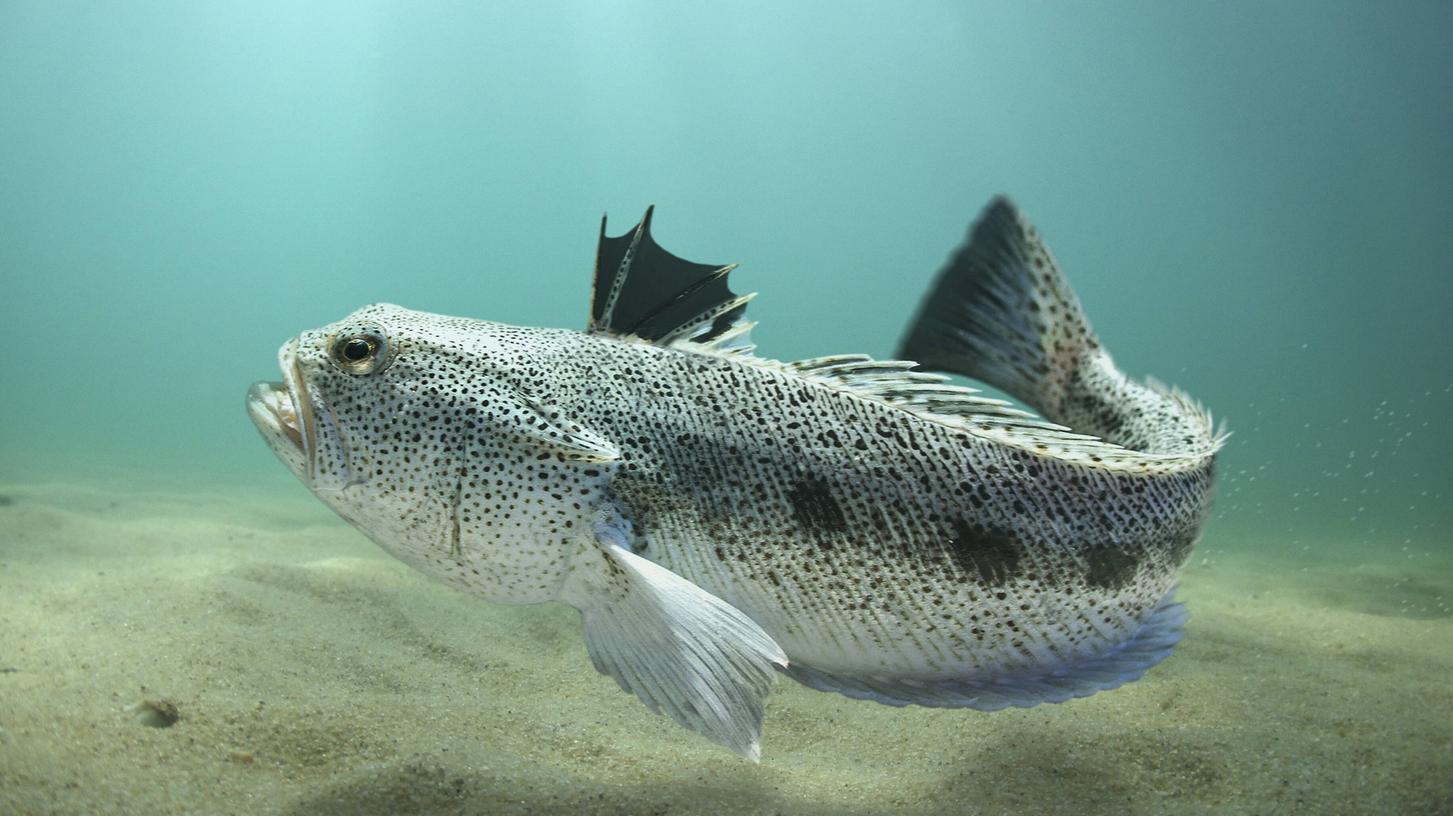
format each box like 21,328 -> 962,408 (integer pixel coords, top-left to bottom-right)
342,338 -> 372,361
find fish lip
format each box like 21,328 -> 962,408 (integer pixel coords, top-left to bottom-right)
279,338 -> 315,472
246,380 -> 303,446
245,338 -> 312,470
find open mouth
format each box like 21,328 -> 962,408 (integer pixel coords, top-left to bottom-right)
247,380 -> 304,451
246,339 -> 312,465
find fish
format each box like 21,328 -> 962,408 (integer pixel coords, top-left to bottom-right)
246,197 -> 1222,760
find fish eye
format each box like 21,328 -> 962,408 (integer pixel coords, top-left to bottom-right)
329,332 -> 390,375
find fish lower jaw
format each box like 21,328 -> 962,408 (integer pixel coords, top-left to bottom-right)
246,381 -> 305,453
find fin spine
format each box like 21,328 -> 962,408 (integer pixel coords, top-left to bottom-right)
588,208 -> 756,349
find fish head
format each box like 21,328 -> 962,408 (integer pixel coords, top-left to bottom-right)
246,302 -> 531,532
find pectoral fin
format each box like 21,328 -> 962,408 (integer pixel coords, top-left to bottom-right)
560,517 -> 787,760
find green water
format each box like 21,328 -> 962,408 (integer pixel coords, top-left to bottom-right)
3,1 -> 1450,544
2,2 -> 1450,814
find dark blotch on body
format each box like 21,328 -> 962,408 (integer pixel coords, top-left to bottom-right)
623,503 -> 656,553
947,519 -> 1023,586
787,476 -> 848,538
1085,546 -> 1140,590
1167,528 -> 1198,567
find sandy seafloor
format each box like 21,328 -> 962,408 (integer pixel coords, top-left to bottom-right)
1,480 -> 1449,816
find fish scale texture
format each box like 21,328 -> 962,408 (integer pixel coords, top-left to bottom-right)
249,197 -> 1221,746
540,331 -> 1215,686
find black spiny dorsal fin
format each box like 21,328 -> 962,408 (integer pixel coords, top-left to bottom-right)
588,206 -> 754,348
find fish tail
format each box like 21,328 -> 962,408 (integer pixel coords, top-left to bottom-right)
898,197 -> 1221,457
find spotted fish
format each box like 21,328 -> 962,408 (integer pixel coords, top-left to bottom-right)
246,198 -> 1222,760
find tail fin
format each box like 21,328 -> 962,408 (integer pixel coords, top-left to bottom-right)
899,197 -> 1219,457
899,197 -> 1094,414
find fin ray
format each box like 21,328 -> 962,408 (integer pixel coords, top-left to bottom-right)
897,196 -> 1086,409
589,207 -> 756,350
896,196 -> 1221,458
779,356 -> 1190,467
561,516 -> 787,760
782,589 -> 1187,710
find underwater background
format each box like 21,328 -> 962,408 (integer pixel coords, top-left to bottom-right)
2,2 -> 1450,814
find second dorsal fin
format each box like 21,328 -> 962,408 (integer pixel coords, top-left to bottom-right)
588,207 -> 755,349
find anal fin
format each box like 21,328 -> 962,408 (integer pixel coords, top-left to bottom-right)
783,590 -> 1187,710
560,516 -> 788,760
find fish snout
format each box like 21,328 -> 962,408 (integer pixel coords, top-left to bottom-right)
246,379 -> 307,479
245,336 -> 316,482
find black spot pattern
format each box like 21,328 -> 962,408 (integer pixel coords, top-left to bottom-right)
248,199 -> 1220,696
898,197 -> 1218,459
251,308 -> 1218,683
787,477 -> 849,537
